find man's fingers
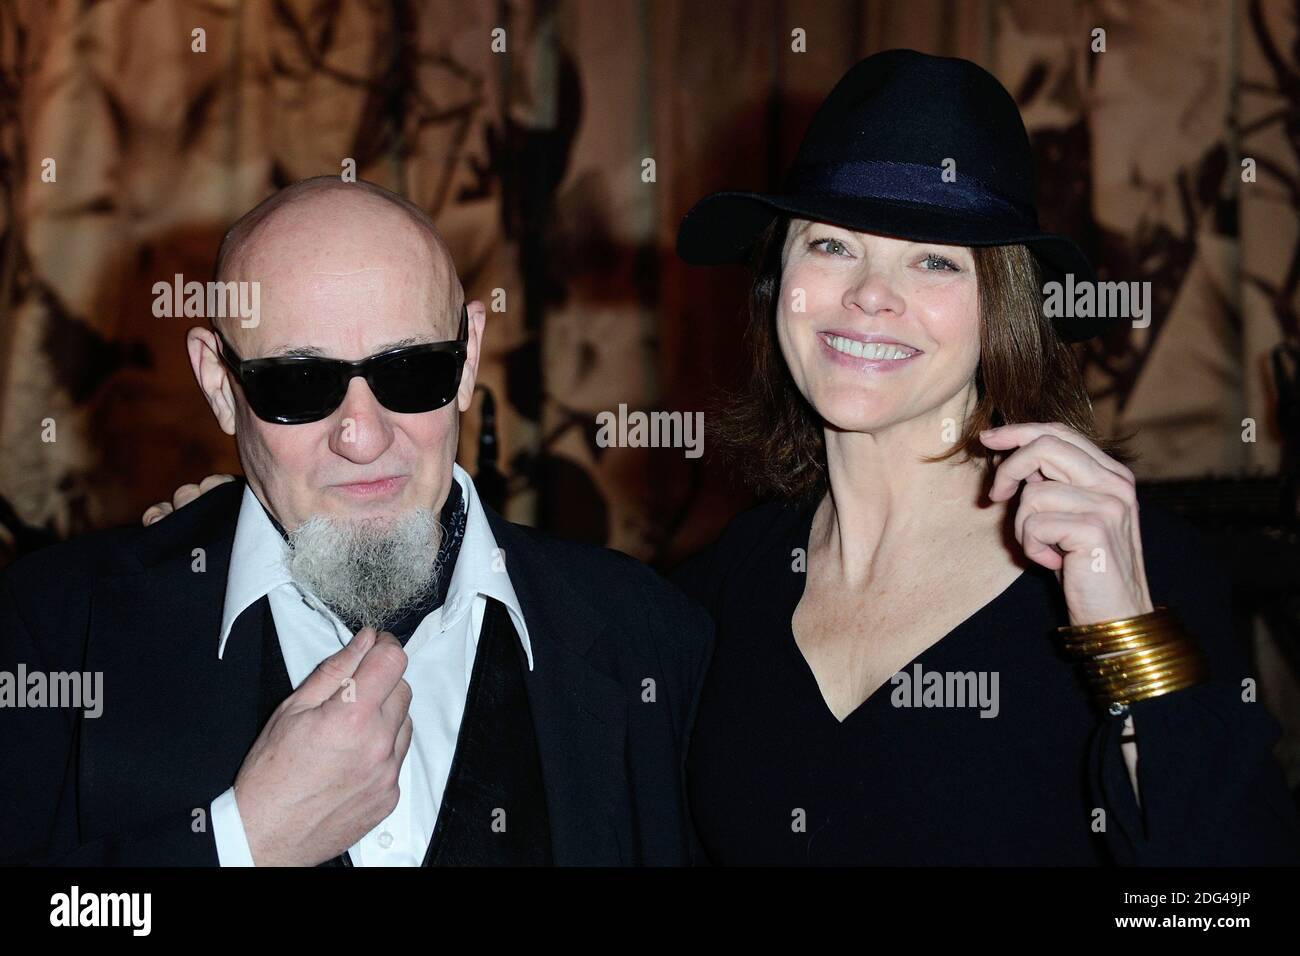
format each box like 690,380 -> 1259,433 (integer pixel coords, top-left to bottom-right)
336,632 -> 409,711
393,713 -> 414,762
296,627 -> 378,706
380,679 -> 414,739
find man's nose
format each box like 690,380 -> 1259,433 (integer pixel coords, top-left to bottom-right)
328,375 -> 395,463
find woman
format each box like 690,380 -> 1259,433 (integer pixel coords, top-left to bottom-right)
669,49 -> 1299,864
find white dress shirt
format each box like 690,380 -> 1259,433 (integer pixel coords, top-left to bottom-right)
208,462 -> 533,866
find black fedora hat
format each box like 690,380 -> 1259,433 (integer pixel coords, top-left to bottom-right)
676,48 -> 1111,342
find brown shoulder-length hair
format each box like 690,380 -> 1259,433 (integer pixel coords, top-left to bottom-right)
714,214 -> 1133,500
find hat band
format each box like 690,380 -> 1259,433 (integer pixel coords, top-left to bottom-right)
784,159 -> 1036,224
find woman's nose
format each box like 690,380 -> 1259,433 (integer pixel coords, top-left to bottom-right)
843,264 -> 906,318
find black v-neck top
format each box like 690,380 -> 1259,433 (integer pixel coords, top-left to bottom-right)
671,494 -> 1300,865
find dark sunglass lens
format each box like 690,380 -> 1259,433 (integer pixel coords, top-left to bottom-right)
369,350 -> 462,414
243,362 -> 345,423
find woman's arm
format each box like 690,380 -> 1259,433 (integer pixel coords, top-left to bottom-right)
1088,499 -> 1299,865
980,422 -> 1298,864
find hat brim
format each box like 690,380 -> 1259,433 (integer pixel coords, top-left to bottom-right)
675,191 -> 1115,343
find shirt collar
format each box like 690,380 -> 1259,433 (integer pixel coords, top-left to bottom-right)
444,462 -> 534,669
217,463 -> 532,670
218,484 -> 293,659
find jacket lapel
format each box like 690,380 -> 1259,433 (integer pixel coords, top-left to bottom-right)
79,482 -> 264,843
485,509 -> 632,865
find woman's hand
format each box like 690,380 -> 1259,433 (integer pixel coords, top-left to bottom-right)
142,474 -> 236,526
979,422 -> 1153,627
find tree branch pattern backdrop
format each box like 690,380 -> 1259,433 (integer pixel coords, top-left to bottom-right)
1,1 -> 1298,780
0,0 -> 1295,553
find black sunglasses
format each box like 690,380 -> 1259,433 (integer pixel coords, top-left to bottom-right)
215,305 -> 468,424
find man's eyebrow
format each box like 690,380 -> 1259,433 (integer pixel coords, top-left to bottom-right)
262,336 -> 439,359
373,335 -> 438,352
265,344 -> 327,357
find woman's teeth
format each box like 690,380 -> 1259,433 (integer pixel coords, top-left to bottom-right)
824,334 -> 915,360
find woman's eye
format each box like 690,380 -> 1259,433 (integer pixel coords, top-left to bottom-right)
920,253 -> 960,272
810,237 -> 850,257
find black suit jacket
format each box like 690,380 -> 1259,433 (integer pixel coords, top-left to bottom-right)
0,480 -> 713,866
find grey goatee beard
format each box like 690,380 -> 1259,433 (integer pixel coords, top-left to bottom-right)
284,508 -> 443,633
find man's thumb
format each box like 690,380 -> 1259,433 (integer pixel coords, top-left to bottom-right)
293,627 -> 376,705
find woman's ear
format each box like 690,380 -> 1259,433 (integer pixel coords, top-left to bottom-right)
187,326 -> 238,436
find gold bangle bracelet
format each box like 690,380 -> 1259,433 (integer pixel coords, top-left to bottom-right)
1086,655 -> 1206,697
1084,642 -> 1194,677
1095,655 -> 1209,704
1107,664 -> 1210,707
1083,641 -> 1203,678
1058,606 -> 1179,637
1057,606 -> 1210,711
1059,607 -> 1183,651
1087,657 -> 1207,692
1064,630 -> 1184,658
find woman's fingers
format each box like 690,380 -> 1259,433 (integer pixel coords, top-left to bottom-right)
198,473 -> 237,493
983,434 -> 1108,501
142,502 -> 174,526
1018,510 -> 1108,572
142,474 -> 236,527
173,474 -> 233,509
172,483 -> 202,509
1013,481 -> 1131,550
985,424 -> 1153,625
981,422 -> 1132,482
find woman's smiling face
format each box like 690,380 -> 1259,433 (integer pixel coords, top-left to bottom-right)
776,218 -> 982,436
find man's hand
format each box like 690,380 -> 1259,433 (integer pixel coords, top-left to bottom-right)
233,627 -> 414,867
142,474 -> 236,525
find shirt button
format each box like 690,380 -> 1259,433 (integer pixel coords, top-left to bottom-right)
377,831 -> 394,849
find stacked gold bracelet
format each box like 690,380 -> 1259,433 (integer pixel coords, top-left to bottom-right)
1058,606 -> 1209,715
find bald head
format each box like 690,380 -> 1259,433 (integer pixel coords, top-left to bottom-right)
188,175 -> 487,535
214,177 -> 462,343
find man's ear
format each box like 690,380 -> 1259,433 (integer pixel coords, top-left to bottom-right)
456,299 -> 487,413
187,326 -> 238,436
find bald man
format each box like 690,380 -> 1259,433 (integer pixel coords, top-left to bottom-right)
0,177 -> 713,866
